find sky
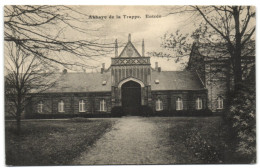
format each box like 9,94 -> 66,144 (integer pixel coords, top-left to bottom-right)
62,6 -> 198,72
3,5 -> 256,73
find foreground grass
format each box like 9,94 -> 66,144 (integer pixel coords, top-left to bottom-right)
149,116 -> 244,164
5,118 -> 116,166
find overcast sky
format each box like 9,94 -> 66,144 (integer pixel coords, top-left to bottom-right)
66,6 -> 198,72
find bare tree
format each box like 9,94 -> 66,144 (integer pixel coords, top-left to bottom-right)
4,5 -> 114,70
5,42 -> 58,133
4,5 -> 116,133
192,6 -> 255,90
150,6 -> 255,91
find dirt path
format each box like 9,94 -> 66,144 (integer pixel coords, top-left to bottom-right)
72,116 -> 176,165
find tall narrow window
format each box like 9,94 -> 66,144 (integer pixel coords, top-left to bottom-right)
217,97 -> 224,109
37,101 -> 43,113
156,99 -> 163,111
58,100 -> 64,112
79,100 -> 85,112
100,99 -> 106,112
196,98 -> 203,110
176,97 -> 183,110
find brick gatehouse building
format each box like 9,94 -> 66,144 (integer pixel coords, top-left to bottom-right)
25,34 -> 233,116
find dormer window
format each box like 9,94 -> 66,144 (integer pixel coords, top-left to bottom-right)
102,81 -> 107,85
155,79 -> 159,84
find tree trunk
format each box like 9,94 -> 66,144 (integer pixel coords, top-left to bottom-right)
16,94 -> 22,134
233,7 -> 243,91
16,108 -> 21,134
233,54 -> 242,91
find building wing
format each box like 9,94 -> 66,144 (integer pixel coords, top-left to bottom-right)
151,71 -> 205,91
45,71 -> 111,93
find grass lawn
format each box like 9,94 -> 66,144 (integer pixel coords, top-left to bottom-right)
5,118 -> 116,166
149,116 -> 246,164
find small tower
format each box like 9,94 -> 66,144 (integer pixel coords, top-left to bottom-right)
115,39 -> 118,57
128,33 -> 131,42
142,39 -> 145,57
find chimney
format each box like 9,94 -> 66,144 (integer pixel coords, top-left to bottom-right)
142,39 -> 145,57
128,33 -> 131,42
101,63 -> 105,74
115,39 -> 118,57
155,62 -> 158,71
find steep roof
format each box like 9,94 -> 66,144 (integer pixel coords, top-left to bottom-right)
44,71 -> 111,93
119,41 -> 142,57
151,71 -> 205,91
42,70 -> 204,93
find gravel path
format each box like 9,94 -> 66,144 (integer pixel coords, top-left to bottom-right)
72,116 -> 176,165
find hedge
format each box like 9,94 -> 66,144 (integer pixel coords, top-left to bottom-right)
153,109 -> 213,117
111,106 -> 124,117
25,112 -> 111,119
23,108 -> 213,119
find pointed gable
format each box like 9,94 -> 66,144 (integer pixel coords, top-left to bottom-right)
119,34 -> 142,58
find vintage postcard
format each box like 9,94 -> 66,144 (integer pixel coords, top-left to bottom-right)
4,5 -> 255,165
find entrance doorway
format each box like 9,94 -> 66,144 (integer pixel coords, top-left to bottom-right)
121,81 -> 141,115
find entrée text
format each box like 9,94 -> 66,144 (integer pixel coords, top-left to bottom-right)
88,14 -> 162,20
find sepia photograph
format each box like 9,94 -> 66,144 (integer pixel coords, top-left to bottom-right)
3,4 -> 256,166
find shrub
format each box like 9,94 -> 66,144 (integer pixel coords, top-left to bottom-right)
70,117 -> 91,122
25,112 -> 111,119
139,105 -> 153,116
183,127 -> 223,163
154,109 -> 213,117
111,106 -> 124,117
228,83 -> 256,163
154,110 -> 174,116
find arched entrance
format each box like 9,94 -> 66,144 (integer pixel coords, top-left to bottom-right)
121,81 -> 141,115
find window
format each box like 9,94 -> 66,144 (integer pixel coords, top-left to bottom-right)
217,97 -> 224,109
156,99 -> 163,111
176,97 -> 183,110
79,100 -> 85,112
37,101 -> 43,113
100,99 -> 106,112
196,98 -> 203,110
58,100 -> 64,112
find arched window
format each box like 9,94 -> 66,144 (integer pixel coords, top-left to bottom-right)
196,98 -> 203,110
217,97 -> 224,109
79,100 -> 85,112
100,99 -> 106,112
37,101 -> 43,113
58,100 -> 64,112
176,97 -> 183,110
156,99 -> 163,111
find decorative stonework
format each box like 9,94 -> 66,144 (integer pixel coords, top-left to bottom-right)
111,57 -> 150,66
126,46 -> 134,57
118,77 -> 145,88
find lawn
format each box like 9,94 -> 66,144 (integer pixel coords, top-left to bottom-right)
149,116 -> 245,164
5,118 -> 116,166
